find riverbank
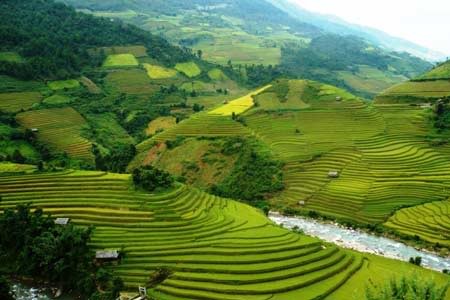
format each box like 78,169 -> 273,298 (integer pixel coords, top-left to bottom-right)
269,211 -> 450,272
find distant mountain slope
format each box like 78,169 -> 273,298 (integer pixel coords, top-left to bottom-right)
269,0 -> 446,62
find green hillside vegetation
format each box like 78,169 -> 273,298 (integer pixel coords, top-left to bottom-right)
208,68 -> 229,81
98,45 -> 148,57
0,171 -> 448,300
0,52 -> 23,63
47,79 -> 80,90
103,54 -> 139,68
43,94 -> 73,105
417,61 -> 450,80
376,60 -> 450,104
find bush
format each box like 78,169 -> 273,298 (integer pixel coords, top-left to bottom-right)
132,166 -> 174,192
409,256 -> 422,266
366,276 -> 449,300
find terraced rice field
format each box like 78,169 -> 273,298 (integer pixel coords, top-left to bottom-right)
146,116 -> 177,136
209,85 -> 272,116
175,62 -> 201,78
144,64 -> 178,79
0,91 -> 42,112
239,81 -> 450,225
103,54 -> 139,68
385,201 -> 450,247
105,69 -> 159,96
2,171 -> 446,299
137,113 -> 252,153
16,107 -> 94,162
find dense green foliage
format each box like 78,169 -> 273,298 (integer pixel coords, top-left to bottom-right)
281,35 -> 431,97
211,137 -> 284,201
0,205 -> 123,299
132,165 -> 174,191
366,276 -> 449,300
0,0 -> 192,79
93,144 -> 136,173
0,275 -> 13,300
433,98 -> 450,131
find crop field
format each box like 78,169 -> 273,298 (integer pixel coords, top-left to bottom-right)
175,61 -> 201,78
143,64 -> 178,79
103,54 -> 139,68
209,85 -> 272,116
16,107 -> 94,162
47,79 -> 80,90
146,116 -> 177,136
385,201 -> 450,247
1,171 -> 447,299
0,91 -> 42,112
105,69 -> 159,96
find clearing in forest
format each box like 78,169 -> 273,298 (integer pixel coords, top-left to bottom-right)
103,54 -> 139,68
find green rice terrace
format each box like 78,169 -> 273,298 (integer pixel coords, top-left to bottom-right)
0,171 -> 448,299
137,78 -> 450,245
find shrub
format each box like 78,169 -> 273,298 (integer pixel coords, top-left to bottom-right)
409,256 -> 422,266
132,166 -> 174,192
366,276 -> 449,300
148,267 -> 172,287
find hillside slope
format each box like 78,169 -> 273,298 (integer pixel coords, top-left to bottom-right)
0,170 -> 448,299
376,60 -> 450,104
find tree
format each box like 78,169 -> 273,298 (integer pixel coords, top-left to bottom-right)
11,149 -> 25,164
192,103 -> 203,112
132,166 -> 174,192
197,49 -> 202,59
